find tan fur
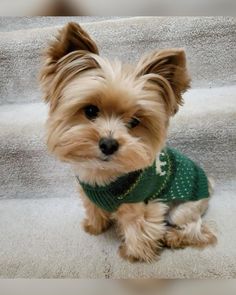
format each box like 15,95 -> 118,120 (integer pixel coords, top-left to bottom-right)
115,202 -> 168,262
40,22 -> 216,263
164,221 -> 217,249
80,188 -> 111,235
165,198 -> 217,249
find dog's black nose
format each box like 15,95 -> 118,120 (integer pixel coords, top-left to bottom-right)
99,137 -> 119,155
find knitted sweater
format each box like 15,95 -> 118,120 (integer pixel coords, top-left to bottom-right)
77,147 -> 210,213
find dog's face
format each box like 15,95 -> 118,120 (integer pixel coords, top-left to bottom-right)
40,22 -> 190,180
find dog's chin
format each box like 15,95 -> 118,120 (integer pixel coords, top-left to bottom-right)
71,149 -> 154,185
75,153 -> 152,173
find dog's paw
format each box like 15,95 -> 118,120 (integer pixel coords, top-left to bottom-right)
118,243 -> 140,263
200,224 -> 218,247
118,243 -> 158,263
164,228 -> 187,249
164,224 -> 217,249
82,218 -> 109,235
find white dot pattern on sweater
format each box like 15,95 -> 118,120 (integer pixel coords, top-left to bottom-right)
162,150 -> 196,201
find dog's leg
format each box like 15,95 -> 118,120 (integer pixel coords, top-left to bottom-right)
80,189 -> 111,235
115,202 -> 168,262
164,198 -> 217,249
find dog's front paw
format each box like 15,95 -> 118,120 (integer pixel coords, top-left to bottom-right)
118,243 -> 159,263
118,243 -> 140,263
82,218 -> 109,235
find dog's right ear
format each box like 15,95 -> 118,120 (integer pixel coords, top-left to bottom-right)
46,22 -> 99,62
40,22 -> 99,111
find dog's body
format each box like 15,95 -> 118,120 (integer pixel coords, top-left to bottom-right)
40,22 -> 217,262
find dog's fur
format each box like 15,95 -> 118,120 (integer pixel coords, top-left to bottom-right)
40,22 -> 217,262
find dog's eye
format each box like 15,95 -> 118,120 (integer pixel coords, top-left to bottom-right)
84,105 -> 99,120
127,117 -> 140,129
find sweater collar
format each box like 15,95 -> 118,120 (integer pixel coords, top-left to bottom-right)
77,166 -> 145,200
76,149 -> 171,212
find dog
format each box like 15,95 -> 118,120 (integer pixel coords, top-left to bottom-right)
40,22 -> 217,262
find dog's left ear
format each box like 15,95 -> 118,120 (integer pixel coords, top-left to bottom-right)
136,48 -> 190,115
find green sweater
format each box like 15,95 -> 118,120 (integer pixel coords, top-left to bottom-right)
77,147 -> 209,213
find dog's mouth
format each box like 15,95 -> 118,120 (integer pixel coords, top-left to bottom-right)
99,155 -> 111,162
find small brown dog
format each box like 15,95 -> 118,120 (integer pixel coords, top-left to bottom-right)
40,22 -> 217,262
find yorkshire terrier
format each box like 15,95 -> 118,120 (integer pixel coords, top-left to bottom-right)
40,22 -> 217,262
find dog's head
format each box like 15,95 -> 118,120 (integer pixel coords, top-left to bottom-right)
40,22 -> 190,182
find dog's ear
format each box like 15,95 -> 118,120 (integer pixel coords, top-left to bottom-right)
136,48 -> 190,115
46,22 -> 99,62
40,22 -> 99,111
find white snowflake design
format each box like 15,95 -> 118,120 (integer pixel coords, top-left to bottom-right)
156,152 -> 167,176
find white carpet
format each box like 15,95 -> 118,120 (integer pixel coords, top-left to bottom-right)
0,17 -> 236,278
